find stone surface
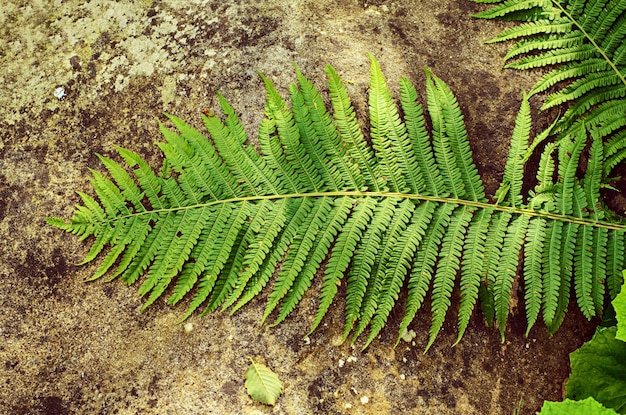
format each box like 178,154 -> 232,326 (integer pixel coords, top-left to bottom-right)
0,0 -> 596,414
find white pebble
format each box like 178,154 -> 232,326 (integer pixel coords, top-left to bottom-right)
53,87 -> 66,100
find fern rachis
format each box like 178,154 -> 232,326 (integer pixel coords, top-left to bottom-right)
49,55 -> 626,349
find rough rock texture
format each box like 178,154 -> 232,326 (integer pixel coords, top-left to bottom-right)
1,1 -> 596,414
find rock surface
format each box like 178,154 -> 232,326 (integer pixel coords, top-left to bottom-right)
1,0 -> 596,414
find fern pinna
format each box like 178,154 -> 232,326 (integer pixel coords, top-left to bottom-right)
48,55 -> 626,350
472,0 -> 626,175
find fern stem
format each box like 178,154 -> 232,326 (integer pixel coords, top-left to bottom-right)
91,191 -> 626,231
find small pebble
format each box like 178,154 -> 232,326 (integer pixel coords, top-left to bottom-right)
53,87 -> 66,100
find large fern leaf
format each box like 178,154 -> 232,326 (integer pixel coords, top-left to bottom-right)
48,56 -> 626,348
473,0 -> 626,173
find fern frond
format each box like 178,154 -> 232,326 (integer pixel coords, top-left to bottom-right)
274,197 -> 352,325
181,202 -> 252,320
547,221 -> 578,333
400,77 -> 447,196
366,201 -> 435,348
48,55 -> 626,350
472,0 -> 553,19
262,197 -> 334,324
429,74 -> 486,202
396,202 -> 455,344
326,65 -> 380,192
294,65 -> 363,191
475,0 -> 626,175
367,54 -> 407,193
478,211 -> 513,325
259,76 -> 318,193
425,70 -> 464,199
231,198 -> 313,314
289,83 -> 342,192
607,230 -> 626,298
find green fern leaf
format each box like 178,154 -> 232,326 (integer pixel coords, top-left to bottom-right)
397,202 -> 455,344
262,197 -> 334,324
343,197 -> 398,341
474,0 -> 626,176
309,196 -> 374,335
368,54 -> 407,192
326,65 -> 380,192
220,199 -> 289,311
472,0 -> 553,19
228,199 -> 303,315
455,208 -> 493,345
400,77 -> 447,196
524,217 -> 546,336
367,201 -> 436,349
426,206 -> 473,351
479,211 -> 513,325
294,65 -> 363,191
432,74 -> 486,202
495,92 -> 530,206
495,214 -> 529,340
607,230 -> 626,298
354,199 -> 416,345
48,55 -> 626,350
274,197 -> 352,326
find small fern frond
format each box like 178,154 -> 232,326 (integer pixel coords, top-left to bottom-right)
48,55 -> 626,350
366,201 -> 434,349
400,77 -> 447,196
343,197 -> 399,341
397,202 -> 455,344
473,0 -> 626,175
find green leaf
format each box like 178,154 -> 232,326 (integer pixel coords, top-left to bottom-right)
48,54 -> 626,349
472,0 -> 626,178
614,276 -> 626,342
538,397 -> 618,415
244,358 -> 283,406
565,326 -> 626,414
